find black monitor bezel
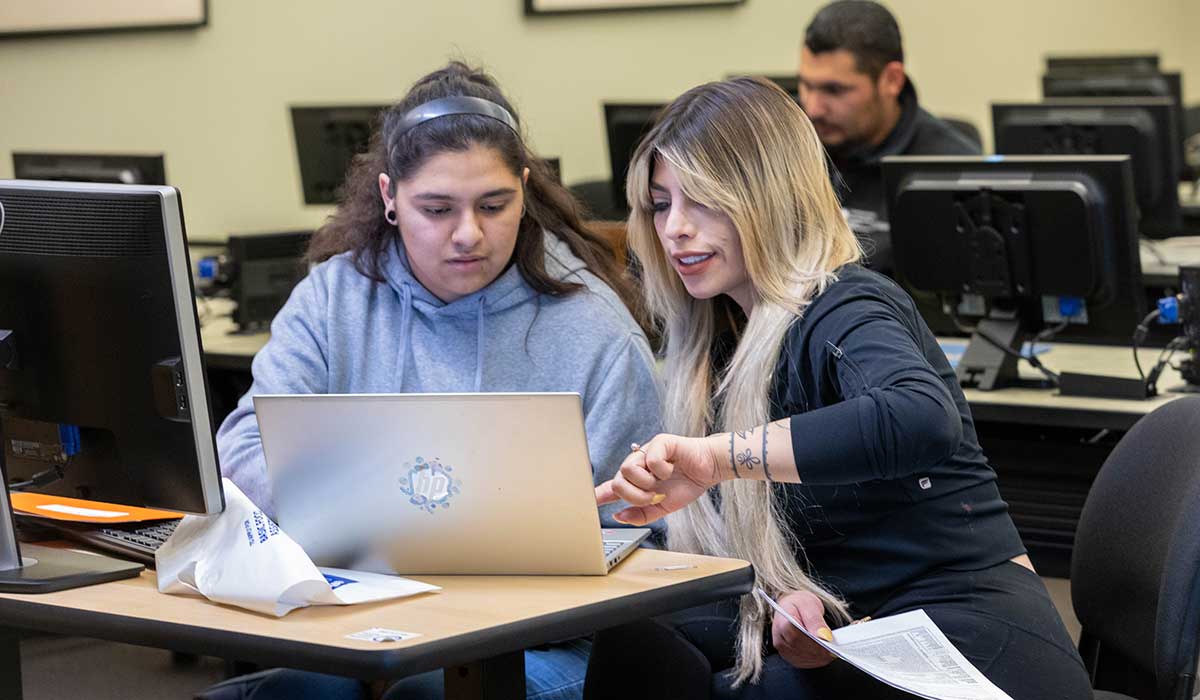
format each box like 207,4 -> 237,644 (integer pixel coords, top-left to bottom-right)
0,180 -> 223,516
290,104 -> 388,206
1042,70 -> 1189,182
992,97 -> 1182,238
602,102 -> 665,215
1044,54 -> 1160,76
881,155 -> 1146,347
226,230 -> 313,333
12,152 -> 167,186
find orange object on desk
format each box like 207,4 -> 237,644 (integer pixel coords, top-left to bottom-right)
10,492 -> 182,524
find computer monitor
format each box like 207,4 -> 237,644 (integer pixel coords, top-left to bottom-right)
881,155 -> 1146,390
727,74 -> 800,100
291,105 -> 387,205
1044,54 -> 1160,76
603,103 -> 665,215
1042,68 -> 1188,182
992,98 -> 1182,238
227,230 -> 312,333
0,180 -> 223,591
13,152 -> 166,186
1043,69 -> 1180,100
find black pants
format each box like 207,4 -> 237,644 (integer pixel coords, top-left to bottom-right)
592,561 -> 1092,700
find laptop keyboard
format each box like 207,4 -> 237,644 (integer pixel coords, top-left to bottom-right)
602,540 -> 624,556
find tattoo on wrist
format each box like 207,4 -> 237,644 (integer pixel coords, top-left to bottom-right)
761,422 -> 773,482
735,447 -> 760,472
729,427 -> 764,476
728,432 -> 741,478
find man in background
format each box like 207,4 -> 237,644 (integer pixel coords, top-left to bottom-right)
800,0 -> 980,273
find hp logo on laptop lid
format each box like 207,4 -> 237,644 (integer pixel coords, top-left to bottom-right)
398,456 -> 461,514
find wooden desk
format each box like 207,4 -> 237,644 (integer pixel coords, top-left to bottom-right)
0,549 -> 751,699
955,339 -> 1189,431
198,297 -> 268,371
1141,234 -> 1200,287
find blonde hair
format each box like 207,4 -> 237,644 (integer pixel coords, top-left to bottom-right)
625,78 -> 862,684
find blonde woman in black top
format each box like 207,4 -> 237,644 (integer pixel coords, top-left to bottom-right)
594,77 -> 1090,699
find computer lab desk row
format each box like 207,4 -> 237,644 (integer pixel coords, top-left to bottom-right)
0,549 -> 753,700
197,295 -> 1189,578
199,292 -> 1187,431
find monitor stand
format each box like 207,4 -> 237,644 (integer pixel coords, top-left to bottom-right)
0,450 -> 143,593
956,317 -> 1023,391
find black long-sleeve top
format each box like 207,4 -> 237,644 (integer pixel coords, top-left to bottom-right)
767,265 -> 1025,617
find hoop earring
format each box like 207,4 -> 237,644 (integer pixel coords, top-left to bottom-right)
385,209 -> 397,225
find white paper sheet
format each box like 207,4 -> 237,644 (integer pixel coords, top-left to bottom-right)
157,478 -> 439,616
756,588 -> 1014,700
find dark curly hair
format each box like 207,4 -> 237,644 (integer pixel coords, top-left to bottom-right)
307,61 -> 636,313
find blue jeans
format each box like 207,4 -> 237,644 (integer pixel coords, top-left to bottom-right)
383,638 -> 591,700
196,638 -> 590,700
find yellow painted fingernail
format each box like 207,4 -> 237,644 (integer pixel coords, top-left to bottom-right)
817,627 -> 833,642
651,493 -> 666,505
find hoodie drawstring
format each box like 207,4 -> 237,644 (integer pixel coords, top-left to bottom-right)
474,296 -> 486,392
395,283 -> 414,390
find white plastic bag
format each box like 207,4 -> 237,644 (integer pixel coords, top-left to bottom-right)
156,478 -> 438,616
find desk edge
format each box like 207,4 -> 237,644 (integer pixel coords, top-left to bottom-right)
0,562 -> 754,680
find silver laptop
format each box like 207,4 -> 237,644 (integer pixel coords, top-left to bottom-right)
255,392 -> 651,575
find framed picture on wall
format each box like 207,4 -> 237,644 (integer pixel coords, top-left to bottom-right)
0,0 -> 207,39
526,0 -> 743,14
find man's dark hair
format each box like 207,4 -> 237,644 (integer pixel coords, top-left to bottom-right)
804,0 -> 903,79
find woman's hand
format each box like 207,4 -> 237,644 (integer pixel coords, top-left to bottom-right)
594,433 -> 726,526
770,590 -> 836,669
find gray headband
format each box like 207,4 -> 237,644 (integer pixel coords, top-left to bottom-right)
396,96 -> 519,137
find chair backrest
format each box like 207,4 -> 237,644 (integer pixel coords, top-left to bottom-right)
588,220 -> 628,268
567,178 -> 627,222
1071,396 -> 1200,700
1184,104 -> 1200,139
1184,105 -> 1200,174
939,116 -> 983,149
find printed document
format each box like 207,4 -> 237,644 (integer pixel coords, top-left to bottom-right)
756,588 -> 1014,700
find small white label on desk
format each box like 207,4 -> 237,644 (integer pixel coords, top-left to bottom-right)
346,627 -> 421,643
37,504 -> 129,518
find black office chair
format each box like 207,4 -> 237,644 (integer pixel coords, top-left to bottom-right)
567,178 -> 629,221
1184,104 -> 1200,181
1071,396 -> 1200,700
939,116 -> 983,149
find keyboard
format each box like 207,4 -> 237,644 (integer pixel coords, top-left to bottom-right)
59,520 -> 179,566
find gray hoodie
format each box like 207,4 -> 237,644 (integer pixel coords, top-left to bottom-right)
216,231 -> 663,530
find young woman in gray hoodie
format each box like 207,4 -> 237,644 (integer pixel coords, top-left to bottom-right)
204,62 -> 662,700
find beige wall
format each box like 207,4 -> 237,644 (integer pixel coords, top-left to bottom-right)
0,0 -> 1194,242
1177,0 -> 1200,104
